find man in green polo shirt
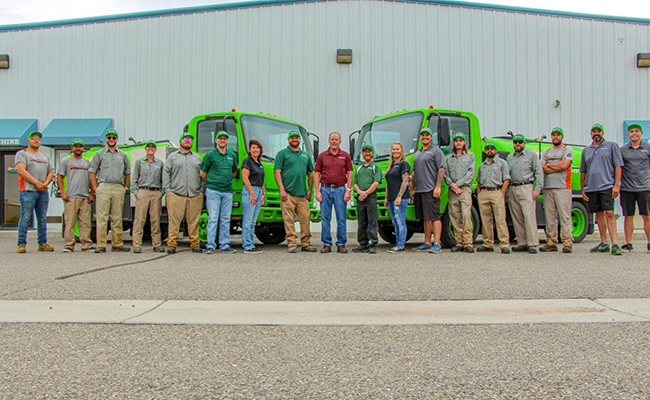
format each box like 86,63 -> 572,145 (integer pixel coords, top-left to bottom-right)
200,130 -> 238,254
274,130 -> 316,253
352,144 -> 382,254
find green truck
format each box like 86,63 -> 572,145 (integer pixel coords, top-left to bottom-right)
63,111 -> 320,245
348,106 -> 593,247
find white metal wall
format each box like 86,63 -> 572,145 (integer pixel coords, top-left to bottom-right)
1,0 -> 649,146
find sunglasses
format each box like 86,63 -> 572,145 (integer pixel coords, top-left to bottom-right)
106,136 -> 118,140
513,141 -> 524,144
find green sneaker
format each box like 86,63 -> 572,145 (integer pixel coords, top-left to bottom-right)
611,244 -> 622,256
590,243 -> 610,253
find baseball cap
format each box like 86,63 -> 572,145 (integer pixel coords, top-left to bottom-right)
179,133 -> 193,141
361,144 -> 375,152
484,141 -> 497,150
453,132 -> 466,141
591,124 -> 604,132
216,131 -> 229,139
288,130 -> 301,138
28,131 -> 42,139
551,127 -> 564,136
145,140 -> 157,148
512,134 -> 526,142
628,124 -> 643,132
105,129 -> 118,137
419,127 -> 433,135
71,138 -> 85,147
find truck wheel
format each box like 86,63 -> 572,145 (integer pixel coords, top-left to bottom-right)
198,210 -> 209,244
440,206 -> 480,248
378,224 -> 414,245
255,228 -> 286,245
570,201 -> 589,243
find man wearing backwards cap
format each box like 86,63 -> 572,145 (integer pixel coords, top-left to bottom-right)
506,134 -> 543,254
131,140 -> 165,254
58,138 -> 94,252
15,131 -> 55,253
540,127 -> 574,253
580,123 -> 624,255
163,131 -> 204,254
89,129 -> 131,253
619,124 -> 650,253
352,144 -> 383,254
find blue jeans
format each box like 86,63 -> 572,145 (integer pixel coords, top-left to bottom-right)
320,186 -> 347,247
205,188 -> 233,251
242,186 -> 263,250
387,198 -> 409,248
18,190 -> 49,246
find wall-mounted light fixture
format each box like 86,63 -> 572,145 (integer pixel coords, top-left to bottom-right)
0,54 -> 9,69
637,53 -> 650,68
337,49 -> 352,64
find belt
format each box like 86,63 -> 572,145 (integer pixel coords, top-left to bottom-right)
139,187 -> 161,191
510,181 -> 533,187
482,186 -> 502,191
321,184 -> 345,188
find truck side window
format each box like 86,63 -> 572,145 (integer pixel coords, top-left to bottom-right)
428,116 -> 471,149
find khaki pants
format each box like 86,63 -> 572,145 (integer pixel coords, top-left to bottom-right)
95,183 -> 126,248
132,189 -> 163,248
280,194 -> 311,248
507,184 -> 539,246
448,186 -> 473,247
63,197 -> 93,250
543,188 -> 573,247
167,192 -> 203,249
478,189 -> 510,249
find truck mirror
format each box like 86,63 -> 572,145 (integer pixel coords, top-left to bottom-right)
348,130 -> 360,155
438,117 -> 451,147
309,132 -> 319,160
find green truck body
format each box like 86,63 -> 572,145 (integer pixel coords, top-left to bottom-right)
348,106 -> 594,247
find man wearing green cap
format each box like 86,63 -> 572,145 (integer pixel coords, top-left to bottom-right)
131,141 -> 165,253
507,134 -> 543,254
274,130 -> 316,253
444,132 -> 476,252
15,131 -> 55,253
476,142 -> 511,253
580,123 -> 624,255
352,144 -> 382,254
620,124 -> 650,253
201,130 -> 239,254
58,138 -> 94,252
540,127 -> 574,253
163,132 -> 204,254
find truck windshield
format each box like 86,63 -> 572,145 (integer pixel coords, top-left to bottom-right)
241,115 -> 312,162
354,112 -> 424,163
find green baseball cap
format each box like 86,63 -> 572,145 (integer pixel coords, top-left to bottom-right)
453,132 -> 466,141
484,141 -> 497,150
71,138 -> 85,147
179,133 -> 193,141
419,127 -> 433,135
28,131 -> 42,139
512,134 -> 526,142
551,127 -> 564,136
628,124 -> 643,132
288,130 -> 301,138
361,144 -> 375,152
105,129 -> 118,137
216,130 -> 229,139
591,124 -> 604,132
145,140 -> 157,148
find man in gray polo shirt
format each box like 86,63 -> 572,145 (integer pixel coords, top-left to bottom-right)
619,124 -> 650,253
580,123 -> 624,256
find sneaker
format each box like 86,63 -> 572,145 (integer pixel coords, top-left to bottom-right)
192,247 -> 203,253
429,243 -> 443,254
501,247 -> 511,254
387,246 -> 405,253
464,246 -> 475,253
512,245 -> 528,252
368,245 -> 377,254
288,247 -> 298,253
528,246 -> 538,254
244,247 -> 263,254
167,247 -> 177,254
38,243 -> 54,252
539,244 -> 558,252
352,246 -> 370,253
17,245 -> 26,254
412,243 -> 432,252
476,246 -> 494,252
611,244 -> 622,256
111,246 -> 131,252
205,248 -> 214,254
94,247 -> 106,253
450,246 -> 463,253
153,247 -> 165,253
301,246 -> 317,252
62,247 -> 73,253
133,248 -> 142,254
220,247 -> 236,253
647,243 -> 650,254
562,246 -> 573,253
590,243 -> 610,253
621,243 -> 634,252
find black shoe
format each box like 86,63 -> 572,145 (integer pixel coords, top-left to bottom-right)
301,246 -> 317,252
528,246 -> 538,254
368,245 -> 377,254
539,244 -> 558,252
450,246 -> 463,252
111,246 -> 131,252
94,247 -> 106,253
621,243 -> 634,252
562,246 -> 573,253
153,247 -> 165,253
512,245 -> 528,252
167,247 -> 177,254
192,247 -> 203,253
464,247 -> 475,253
501,247 -> 511,254
352,246 -> 370,253
476,246 -> 494,252
133,247 -> 142,254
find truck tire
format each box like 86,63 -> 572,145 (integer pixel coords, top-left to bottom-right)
440,205 -> 481,248
570,201 -> 589,243
255,227 -> 286,245
378,223 -> 414,245
198,210 -> 209,244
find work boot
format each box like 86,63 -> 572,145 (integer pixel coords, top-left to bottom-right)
539,244 -> 558,252
450,246 -> 463,252
111,246 -> 131,252
464,246 -> 475,253
476,246 -> 494,252
512,245 -> 528,252
17,245 -> 26,254
501,247 -> 511,254
38,243 -> 54,252
352,246 -> 369,253
528,246 -> 538,254
368,245 -> 377,254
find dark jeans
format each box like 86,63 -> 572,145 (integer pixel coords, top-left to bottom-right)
18,190 -> 49,246
356,193 -> 378,246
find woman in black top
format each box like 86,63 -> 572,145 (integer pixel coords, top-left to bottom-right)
241,140 -> 266,253
383,142 -> 410,253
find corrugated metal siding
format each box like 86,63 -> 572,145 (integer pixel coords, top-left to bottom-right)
1,0 -> 649,146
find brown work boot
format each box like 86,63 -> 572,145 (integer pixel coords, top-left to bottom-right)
337,245 -> 348,253
320,245 -> 331,253
38,243 -> 54,252
17,244 -> 26,254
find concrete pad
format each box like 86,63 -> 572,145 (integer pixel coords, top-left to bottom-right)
596,298 -> 650,319
0,300 -> 164,323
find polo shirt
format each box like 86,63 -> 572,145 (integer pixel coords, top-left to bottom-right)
132,156 -> 164,196
274,146 -> 314,197
507,149 -> 543,192
15,149 -> 53,192
444,151 -> 475,187
478,157 -> 510,188
620,141 -> 650,192
201,148 -> 238,192
162,150 -> 204,197
541,145 -> 573,189
579,140 -> 624,192
89,147 -> 131,185
413,145 -> 445,193
242,157 -> 265,187
354,162 -> 382,191
58,155 -> 91,198
314,149 -> 352,186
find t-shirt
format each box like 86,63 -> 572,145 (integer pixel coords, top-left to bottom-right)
354,162 -> 383,192
201,148 -> 238,192
541,145 -> 573,189
58,155 -> 91,198
386,160 -> 410,201
15,149 -> 53,192
413,145 -> 445,193
580,140 -> 624,192
620,141 -> 650,192
274,146 -> 314,197
242,157 -> 265,187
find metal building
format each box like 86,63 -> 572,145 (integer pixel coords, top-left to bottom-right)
1,0 -> 649,224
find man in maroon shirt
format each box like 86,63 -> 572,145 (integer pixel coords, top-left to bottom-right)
315,132 -> 353,253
